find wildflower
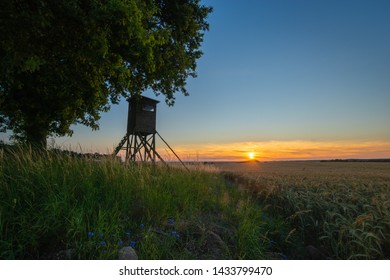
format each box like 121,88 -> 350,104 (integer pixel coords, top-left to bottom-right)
98,233 -> 104,238
140,223 -> 145,228
171,231 -> 180,238
125,231 -> 131,237
100,241 -> 107,246
167,218 -> 175,224
118,240 -> 124,246
88,232 -> 94,237
130,241 -> 136,248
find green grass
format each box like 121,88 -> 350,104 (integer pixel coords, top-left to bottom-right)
0,146 -> 294,259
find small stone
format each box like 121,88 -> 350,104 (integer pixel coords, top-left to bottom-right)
205,230 -> 230,259
118,246 -> 138,260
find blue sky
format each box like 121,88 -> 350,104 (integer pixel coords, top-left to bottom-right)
2,0 -> 390,160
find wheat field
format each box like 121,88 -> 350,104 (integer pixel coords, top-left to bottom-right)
214,161 -> 390,259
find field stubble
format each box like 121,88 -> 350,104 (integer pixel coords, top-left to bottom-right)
215,161 -> 390,259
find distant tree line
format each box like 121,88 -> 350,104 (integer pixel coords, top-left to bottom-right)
320,159 -> 390,162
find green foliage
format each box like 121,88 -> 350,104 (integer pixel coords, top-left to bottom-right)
0,0 -> 212,146
0,146 -> 276,259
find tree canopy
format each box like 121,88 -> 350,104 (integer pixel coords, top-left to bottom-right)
0,0 -> 212,146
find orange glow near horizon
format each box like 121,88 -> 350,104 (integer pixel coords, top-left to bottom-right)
248,152 -> 255,160
156,140 -> 390,161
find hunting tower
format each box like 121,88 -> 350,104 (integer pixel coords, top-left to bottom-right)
113,96 -> 163,162
127,95 -> 158,136
113,95 -> 188,170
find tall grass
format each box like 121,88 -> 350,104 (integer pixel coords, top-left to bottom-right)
0,146 -> 291,259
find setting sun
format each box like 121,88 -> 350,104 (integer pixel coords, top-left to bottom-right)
248,152 -> 255,160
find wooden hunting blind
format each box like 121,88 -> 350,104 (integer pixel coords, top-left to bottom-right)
113,95 -> 188,170
127,96 -> 159,135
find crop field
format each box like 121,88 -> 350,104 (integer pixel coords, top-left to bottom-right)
215,161 -> 390,259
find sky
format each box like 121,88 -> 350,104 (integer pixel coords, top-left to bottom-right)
2,0 -> 390,161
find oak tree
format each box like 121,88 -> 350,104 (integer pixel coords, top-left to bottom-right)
0,0 -> 212,147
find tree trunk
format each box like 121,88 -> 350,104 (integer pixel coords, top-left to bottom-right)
25,124 -> 48,149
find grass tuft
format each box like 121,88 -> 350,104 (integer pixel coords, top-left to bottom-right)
1,146 -> 290,259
